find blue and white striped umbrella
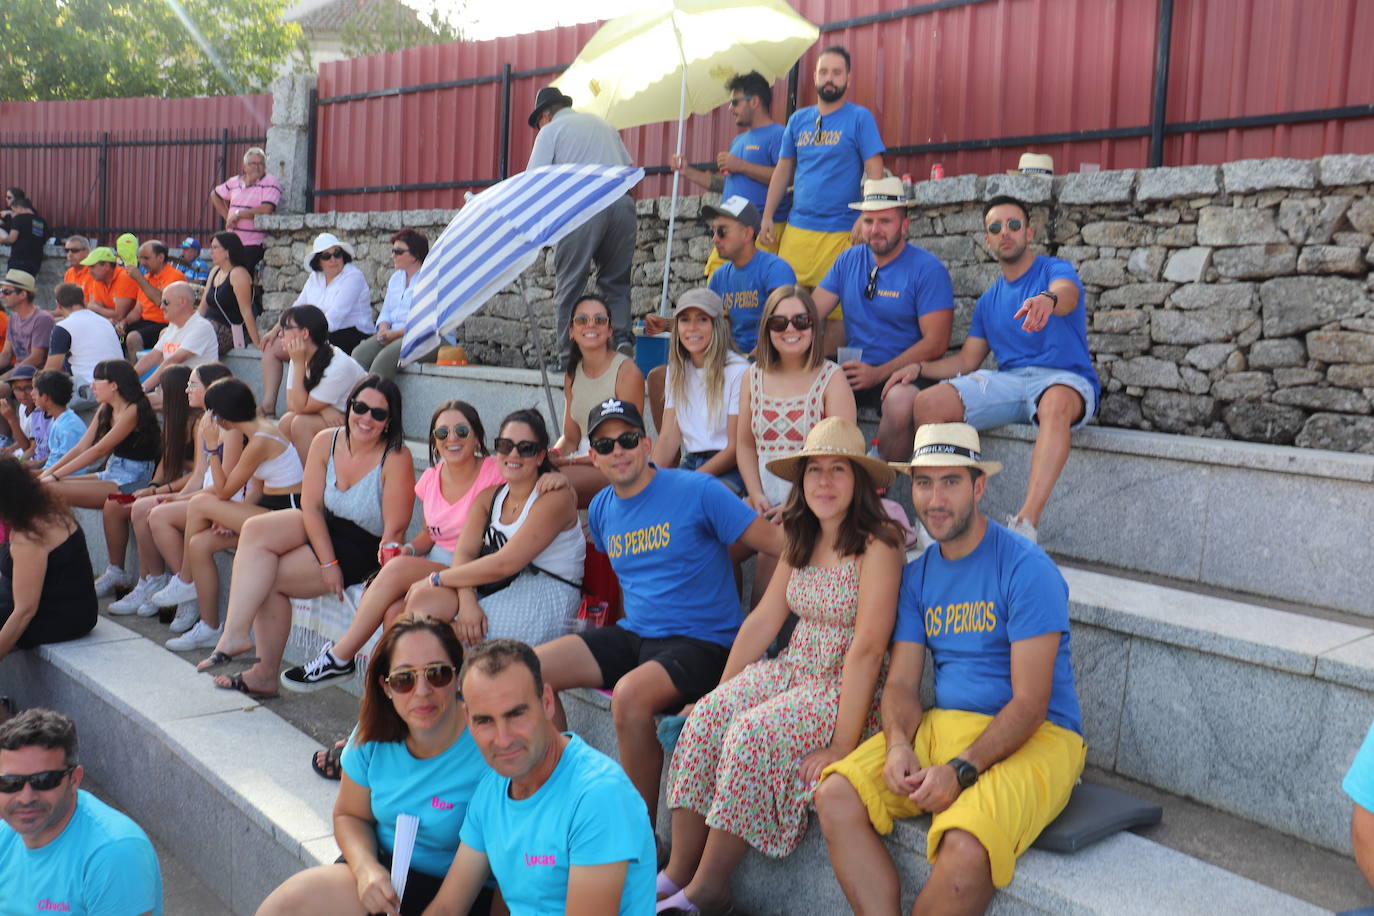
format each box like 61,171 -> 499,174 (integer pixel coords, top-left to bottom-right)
399,163 -> 645,366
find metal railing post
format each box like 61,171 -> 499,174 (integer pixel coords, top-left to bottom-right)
305,88 -> 319,212
1148,0 -> 1176,168
97,131 -> 110,241
499,63 -> 513,180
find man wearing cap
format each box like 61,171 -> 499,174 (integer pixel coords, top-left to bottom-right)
0,365 -> 39,460
0,270 -> 55,445
133,282 -> 218,398
211,147 -> 281,271
79,247 -> 139,324
527,86 -> 637,367
882,195 -> 1098,543
45,283 -> 122,411
2,197 -> 46,276
61,236 -> 92,287
174,237 -> 211,286
122,241 -> 186,361
670,70 -> 791,272
762,46 -> 885,302
815,422 -> 1085,914
535,397 -> 783,828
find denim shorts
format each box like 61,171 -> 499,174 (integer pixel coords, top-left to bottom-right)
96,456 -> 157,493
947,366 -> 1097,431
680,450 -> 744,494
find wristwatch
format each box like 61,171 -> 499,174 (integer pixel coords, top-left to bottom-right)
948,757 -> 979,790
1037,289 -> 1058,307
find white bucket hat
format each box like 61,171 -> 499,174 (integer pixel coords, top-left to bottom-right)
304,232 -> 356,271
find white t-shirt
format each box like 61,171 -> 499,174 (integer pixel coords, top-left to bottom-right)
292,262 -> 376,334
154,313 -> 219,369
286,345 -> 369,411
52,309 -> 122,385
665,352 -> 748,454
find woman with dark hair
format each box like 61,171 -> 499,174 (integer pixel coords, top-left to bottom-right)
198,230 -> 260,354
656,417 -> 903,914
198,374 -> 414,698
149,377 -> 305,652
274,304 -> 368,463
0,456 -> 97,661
406,408 -> 584,649
258,614 -> 493,916
350,228 -> 431,378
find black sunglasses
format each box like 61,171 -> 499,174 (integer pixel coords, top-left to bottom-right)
712,225 -> 733,239
64,247 -> 86,253
391,247 -> 409,256
493,437 -> 540,457
0,766 -> 75,794
384,663 -> 455,694
815,113 -> 823,134
766,313 -> 814,333
317,249 -> 345,261
433,424 -> 470,441
864,265 -> 879,300
589,431 -> 644,454
350,401 -> 390,422
985,218 -> 1023,235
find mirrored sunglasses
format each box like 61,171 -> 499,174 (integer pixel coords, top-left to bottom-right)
384,663 -> 455,694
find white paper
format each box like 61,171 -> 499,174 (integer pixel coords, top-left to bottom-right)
391,812 -> 420,904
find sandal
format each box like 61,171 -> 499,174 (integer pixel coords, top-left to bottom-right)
196,648 -> 256,672
312,743 -> 344,780
213,672 -> 278,699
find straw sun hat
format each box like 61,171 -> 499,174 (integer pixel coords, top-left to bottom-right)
889,422 -> 1002,476
765,417 -> 895,488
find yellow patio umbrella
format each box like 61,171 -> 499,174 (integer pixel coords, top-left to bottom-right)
552,0 -> 819,312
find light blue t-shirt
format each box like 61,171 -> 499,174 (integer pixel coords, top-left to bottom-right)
969,255 -> 1100,406
589,468 -> 756,646
43,410 -> 87,470
819,243 -> 954,365
459,734 -> 656,916
779,101 -> 886,233
893,521 -> 1083,735
724,124 -> 790,224
341,727 -> 487,878
708,250 -> 797,353
1344,719 -> 1374,812
0,789 -> 163,916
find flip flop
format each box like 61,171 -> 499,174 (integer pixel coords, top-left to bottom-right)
196,648 -> 257,672
213,672 -> 278,699
311,744 -> 344,780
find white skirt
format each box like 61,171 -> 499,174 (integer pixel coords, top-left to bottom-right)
479,569 -> 582,647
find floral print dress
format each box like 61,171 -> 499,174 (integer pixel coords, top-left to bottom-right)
665,558 -> 882,857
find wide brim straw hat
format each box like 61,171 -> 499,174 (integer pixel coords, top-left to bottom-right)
303,232 -> 356,271
889,422 -> 1002,476
766,416 -> 895,488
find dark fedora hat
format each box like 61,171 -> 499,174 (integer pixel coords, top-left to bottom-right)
528,86 -> 575,128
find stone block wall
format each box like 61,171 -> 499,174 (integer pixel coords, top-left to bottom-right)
256,151 -> 1374,454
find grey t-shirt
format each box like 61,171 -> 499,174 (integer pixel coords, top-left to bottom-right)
8,306 -> 55,362
527,108 -> 633,169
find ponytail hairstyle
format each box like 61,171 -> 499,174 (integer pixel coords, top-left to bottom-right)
280,305 -> 333,392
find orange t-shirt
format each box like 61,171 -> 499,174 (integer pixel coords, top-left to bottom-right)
63,265 -> 90,287
83,266 -> 140,317
134,263 -> 186,323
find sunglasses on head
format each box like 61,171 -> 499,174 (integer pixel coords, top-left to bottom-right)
572,313 -> 609,326
589,430 -> 643,454
766,313 -> 814,333
985,218 -> 1023,235
864,265 -> 879,300
384,663 -> 455,694
433,424 -> 470,441
0,766 -> 74,794
350,401 -> 390,422
493,437 -> 540,457
317,249 -> 344,261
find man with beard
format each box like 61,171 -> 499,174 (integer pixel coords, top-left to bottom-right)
812,177 -> 952,438
881,196 -> 1098,543
815,423 -> 1085,915
0,709 -> 163,915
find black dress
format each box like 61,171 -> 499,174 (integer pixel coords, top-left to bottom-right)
0,525 -> 98,649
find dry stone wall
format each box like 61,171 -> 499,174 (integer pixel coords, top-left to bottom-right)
257,152 -> 1374,454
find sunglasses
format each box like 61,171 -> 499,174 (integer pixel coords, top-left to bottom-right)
384,663 -> 455,694
572,314 -> 609,326
766,313 -> 814,333
391,247 -> 409,256
0,766 -> 74,794
864,265 -> 879,300
433,424 -> 470,441
64,247 -> 86,254
814,114 -> 823,135
350,401 -> 390,422
712,225 -> 734,239
493,437 -> 540,457
727,94 -> 756,108
0,288 -> 21,296
985,218 -> 1023,235
317,249 -> 345,261
589,430 -> 644,454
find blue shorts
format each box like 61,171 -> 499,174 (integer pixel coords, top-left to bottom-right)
680,450 -> 744,495
96,456 -> 157,493
947,366 -> 1096,431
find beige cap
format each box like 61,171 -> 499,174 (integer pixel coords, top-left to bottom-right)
890,422 -> 1002,476
673,287 -> 724,319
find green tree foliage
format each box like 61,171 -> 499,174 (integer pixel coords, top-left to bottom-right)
339,1 -> 464,58
0,0 -> 307,100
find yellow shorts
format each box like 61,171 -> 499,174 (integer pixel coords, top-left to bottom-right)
821,708 -> 1086,888
777,224 -> 853,294
704,223 -> 784,277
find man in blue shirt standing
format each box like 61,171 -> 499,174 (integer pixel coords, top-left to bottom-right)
534,398 -> 782,828
814,176 -> 953,443
0,708 -> 163,916
883,196 -> 1100,543
815,423 -> 1085,914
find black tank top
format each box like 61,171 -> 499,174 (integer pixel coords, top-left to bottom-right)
113,408 -> 162,461
206,267 -> 245,326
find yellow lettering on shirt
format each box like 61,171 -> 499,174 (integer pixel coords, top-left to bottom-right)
607,523 -> 671,559
720,289 -> 759,313
924,602 -> 998,638
797,129 -> 843,148
876,289 -> 901,298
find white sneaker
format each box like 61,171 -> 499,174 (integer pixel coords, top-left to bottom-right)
109,574 -> 168,615
151,576 -> 197,607
169,602 -> 200,634
1006,514 -> 1039,543
94,565 -> 134,598
166,620 -> 223,651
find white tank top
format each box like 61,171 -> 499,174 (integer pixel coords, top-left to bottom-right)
490,484 -> 585,584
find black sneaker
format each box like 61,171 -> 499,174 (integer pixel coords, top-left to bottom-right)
280,643 -> 356,692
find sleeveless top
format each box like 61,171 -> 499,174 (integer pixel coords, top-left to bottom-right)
205,267 -> 245,326
324,429 -> 387,536
750,360 -> 840,504
252,430 -> 304,489
112,407 -> 162,462
0,525 -> 97,647
489,484 -> 585,584
569,352 -> 629,450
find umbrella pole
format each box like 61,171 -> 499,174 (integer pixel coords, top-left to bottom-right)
657,50 -> 690,317
520,274 -> 562,425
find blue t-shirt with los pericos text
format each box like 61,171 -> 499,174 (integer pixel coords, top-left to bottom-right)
893,521 -> 1083,735
460,734 -> 656,916
969,254 -> 1100,406
341,726 -> 487,878
724,124 -> 790,224
819,242 -> 954,366
0,789 -> 163,916
708,249 -> 797,353
1344,719 -> 1374,812
779,101 -> 886,233
589,467 -> 756,646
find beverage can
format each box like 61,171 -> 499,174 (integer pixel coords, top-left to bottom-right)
380,541 -> 403,564
930,163 -> 945,180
